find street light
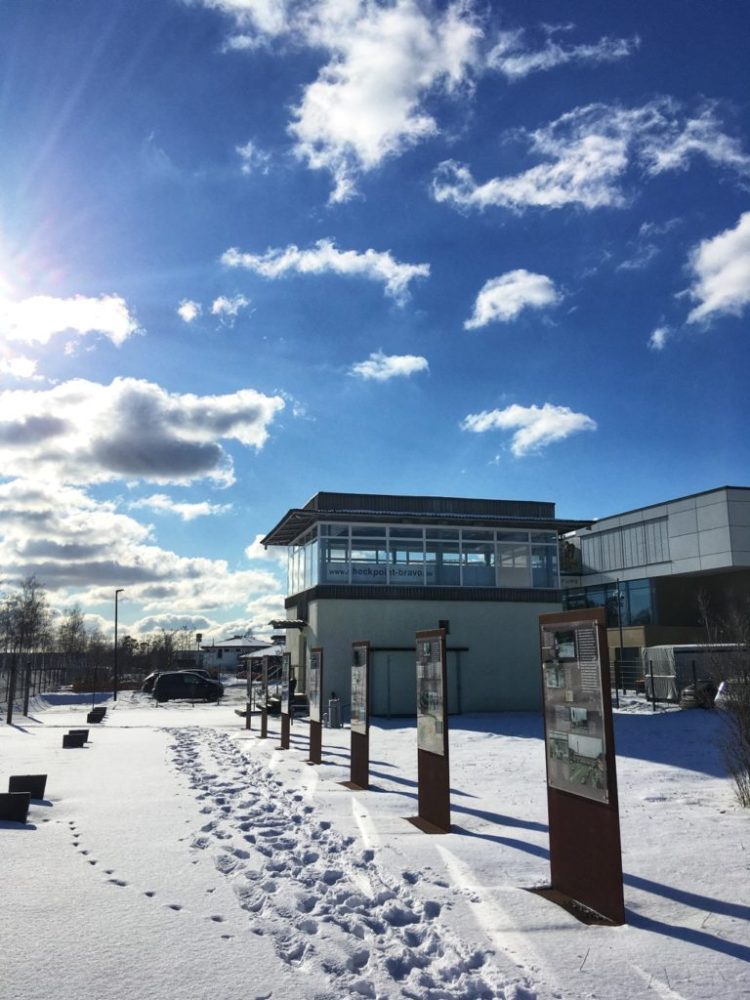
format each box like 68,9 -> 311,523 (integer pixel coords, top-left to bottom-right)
113,588 -> 124,701
614,578 -> 626,707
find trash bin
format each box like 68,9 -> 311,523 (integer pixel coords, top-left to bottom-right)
327,697 -> 341,728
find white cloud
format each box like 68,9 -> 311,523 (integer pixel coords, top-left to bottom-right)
211,294 -> 250,317
178,300 -> 202,323
0,478 -> 282,616
648,326 -> 671,351
222,239 -> 429,302
198,0 -> 292,44
245,593 -> 287,632
0,292 -> 140,346
0,377 -> 285,486
132,614 -> 214,637
129,494 -> 233,521
464,270 -> 560,329
487,29 -> 637,80
0,355 -> 40,379
245,532 -> 287,566
461,402 -> 596,456
349,350 -> 429,381
236,139 -> 271,174
288,1 -> 482,201
643,106 -> 750,176
685,212 -> 750,324
432,101 -> 750,213
616,243 -> 660,272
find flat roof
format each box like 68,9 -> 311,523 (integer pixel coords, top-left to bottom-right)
263,491 -> 590,546
583,485 -> 750,528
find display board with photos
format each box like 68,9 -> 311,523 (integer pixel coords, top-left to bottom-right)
540,619 -> 609,804
350,644 -> 368,736
281,651 -> 291,715
416,634 -> 446,756
308,648 -> 322,724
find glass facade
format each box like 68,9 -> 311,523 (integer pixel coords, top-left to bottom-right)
288,522 -> 560,595
562,578 -> 656,627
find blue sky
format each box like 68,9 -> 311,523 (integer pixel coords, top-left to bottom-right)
0,0 -> 748,639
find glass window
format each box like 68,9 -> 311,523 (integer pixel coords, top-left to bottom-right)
463,529 -> 493,541
351,525 -> 386,538
350,542 -> 389,585
304,538 -> 318,589
389,542 -> 424,584
530,531 -> 557,544
319,523 -> 348,537
562,588 -> 588,611
425,528 -> 459,540
604,584 -> 623,627
585,587 -> 606,610
498,543 -> 530,587
531,545 -> 559,588
627,580 -> 654,625
462,542 -> 496,586
389,527 -> 424,539
498,531 -> 529,542
425,541 -> 460,585
321,538 -> 349,584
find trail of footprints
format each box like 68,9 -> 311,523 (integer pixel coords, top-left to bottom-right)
66,818 -> 231,936
169,727 -> 509,1000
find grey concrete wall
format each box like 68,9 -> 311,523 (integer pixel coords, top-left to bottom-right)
299,597 -> 560,715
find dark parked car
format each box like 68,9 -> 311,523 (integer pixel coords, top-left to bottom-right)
153,671 -> 224,703
141,671 -> 160,693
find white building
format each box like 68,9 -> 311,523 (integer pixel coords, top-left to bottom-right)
262,491 -> 587,715
201,635 -> 271,672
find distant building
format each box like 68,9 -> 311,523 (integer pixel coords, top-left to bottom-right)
241,637 -> 286,680
201,635 -> 271,672
561,486 -> 750,668
262,491 -> 588,714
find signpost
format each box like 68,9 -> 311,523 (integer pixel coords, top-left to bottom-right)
308,647 -> 322,765
539,609 -> 624,924
344,641 -> 370,789
410,628 -> 450,833
259,657 -> 268,739
279,651 -> 291,750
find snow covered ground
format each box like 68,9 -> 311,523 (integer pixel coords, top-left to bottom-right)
2,685 -> 748,1000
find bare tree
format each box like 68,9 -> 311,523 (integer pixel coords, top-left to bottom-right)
2,576 -> 51,721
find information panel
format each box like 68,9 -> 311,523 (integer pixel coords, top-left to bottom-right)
281,652 -> 291,715
541,619 -> 609,804
308,648 -> 322,724
417,635 -> 446,757
350,645 -> 368,736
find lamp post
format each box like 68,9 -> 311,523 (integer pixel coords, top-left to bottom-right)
614,578 -> 626,706
113,588 -> 124,701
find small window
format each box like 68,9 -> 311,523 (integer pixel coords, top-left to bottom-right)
389,527 -> 424,539
425,528 -> 459,540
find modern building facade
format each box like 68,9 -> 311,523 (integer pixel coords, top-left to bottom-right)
561,487 -> 750,667
262,491 -> 588,715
